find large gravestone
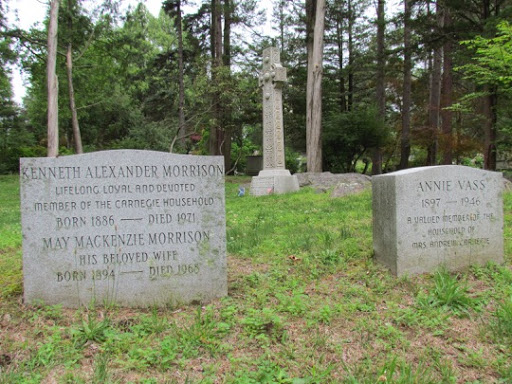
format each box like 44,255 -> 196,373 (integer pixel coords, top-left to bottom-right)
20,150 -> 227,307
373,166 -> 504,276
250,47 -> 299,196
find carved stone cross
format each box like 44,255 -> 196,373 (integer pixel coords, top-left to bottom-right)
260,47 -> 287,170
250,47 -> 299,196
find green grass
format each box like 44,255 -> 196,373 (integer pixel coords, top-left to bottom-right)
0,175 -> 22,298
1,174 -> 512,383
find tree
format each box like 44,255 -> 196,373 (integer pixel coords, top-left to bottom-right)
458,20 -> 512,170
440,4 -> 453,164
459,21 -> 512,92
373,0 -> 385,174
163,0 -> 187,151
323,109 -> 387,172
347,0 -> 354,110
47,0 -> 60,157
306,0 -> 326,172
399,0 -> 412,169
325,0 -> 347,112
0,1 -> 29,173
64,0 -> 83,153
426,0 -> 442,166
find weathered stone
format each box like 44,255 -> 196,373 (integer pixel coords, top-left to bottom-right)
295,172 -> 335,187
20,150 -> 227,307
373,165 -> 504,276
245,155 -> 263,176
331,179 -> 371,198
294,172 -> 371,197
250,47 -> 299,196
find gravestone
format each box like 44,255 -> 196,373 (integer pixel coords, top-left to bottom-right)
246,155 -> 263,176
20,150 -> 227,307
373,165 -> 504,276
250,47 -> 299,196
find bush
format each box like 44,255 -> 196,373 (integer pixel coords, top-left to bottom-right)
323,108 -> 389,173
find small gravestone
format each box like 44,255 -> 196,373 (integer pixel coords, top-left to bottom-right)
250,47 -> 299,196
373,166 -> 504,276
20,150 -> 227,307
246,155 -> 263,176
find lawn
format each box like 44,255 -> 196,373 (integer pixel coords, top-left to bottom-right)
1,174 -> 512,383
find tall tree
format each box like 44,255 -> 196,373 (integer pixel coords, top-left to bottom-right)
426,0 -> 442,166
440,4 -> 453,164
482,0 -> 498,170
222,0 -> 233,171
209,0 -> 223,157
306,0 -> 326,172
399,0 -> 412,169
373,0 -> 385,174
47,0 -> 60,157
333,1 -> 347,112
163,0 -> 187,151
65,0 -> 83,153
347,0 -> 354,110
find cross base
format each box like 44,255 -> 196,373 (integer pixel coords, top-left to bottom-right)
250,169 -> 300,196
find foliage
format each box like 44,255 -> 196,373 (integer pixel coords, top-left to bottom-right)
492,296 -> 512,344
459,21 -> 512,92
72,313 -> 112,347
416,268 -> 476,317
323,108 -> 389,173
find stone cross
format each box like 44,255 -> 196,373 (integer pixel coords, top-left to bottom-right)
260,47 -> 287,170
250,47 -> 299,196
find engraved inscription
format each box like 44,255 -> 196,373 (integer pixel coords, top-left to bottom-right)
261,47 -> 287,170
406,176 -> 496,251
20,150 -> 227,307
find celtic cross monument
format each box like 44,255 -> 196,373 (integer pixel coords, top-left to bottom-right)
250,47 -> 299,196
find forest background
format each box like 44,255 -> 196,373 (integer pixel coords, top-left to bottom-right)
0,0 -> 511,175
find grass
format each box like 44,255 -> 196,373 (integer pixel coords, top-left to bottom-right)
1,174 -> 512,383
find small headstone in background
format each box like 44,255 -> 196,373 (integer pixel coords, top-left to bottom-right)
373,165 -> 504,276
20,150 -> 227,307
245,155 -> 263,176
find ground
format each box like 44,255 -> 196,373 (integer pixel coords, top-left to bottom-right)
1,175 -> 512,383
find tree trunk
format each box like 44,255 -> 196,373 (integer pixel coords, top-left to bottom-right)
399,0 -> 411,169
347,0 -> 354,111
483,88 -> 498,170
482,0 -> 497,170
373,0 -> 385,175
440,6 -> 453,165
66,0 -> 82,154
47,0 -> 60,157
335,4 -> 346,112
209,0 -> 223,156
175,0 -> 186,150
306,0 -> 325,172
427,0 -> 442,165
223,0 -> 231,68
66,45 -> 82,154
222,0 -> 232,172
278,0 -> 285,56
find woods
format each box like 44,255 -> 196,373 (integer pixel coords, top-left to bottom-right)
1,0 -> 512,174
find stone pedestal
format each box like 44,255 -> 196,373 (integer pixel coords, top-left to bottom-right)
250,169 -> 299,196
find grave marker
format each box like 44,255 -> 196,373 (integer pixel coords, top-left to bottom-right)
373,165 -> 504,276
20,150 -> 227,307
250,47 -> 299,196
